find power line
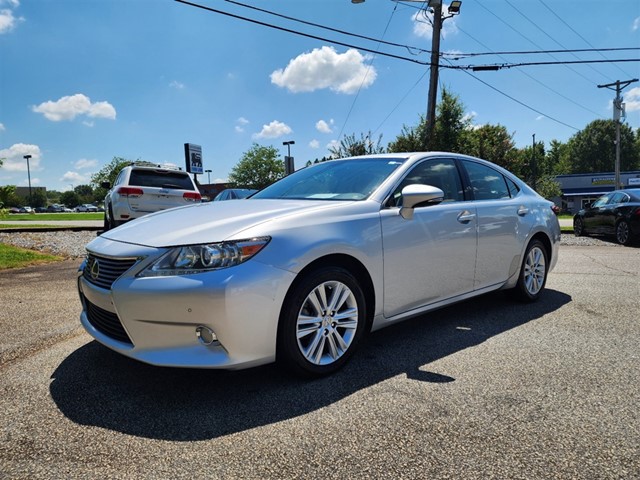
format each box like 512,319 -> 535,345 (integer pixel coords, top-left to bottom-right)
475,0 -> 598,86
173,0 -> 434,66
455,26 -> 604,118
444,59 -> 580,131
467,58 -> 639,71
537,0 -> 634,78
444,47 -> 640,60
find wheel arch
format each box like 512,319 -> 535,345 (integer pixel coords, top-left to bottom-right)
280,253 -> 376,331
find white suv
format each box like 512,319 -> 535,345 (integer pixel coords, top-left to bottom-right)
103,165 -> 201,230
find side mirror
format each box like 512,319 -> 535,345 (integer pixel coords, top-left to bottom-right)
400,184 -> 444,219
101,181 -> 111,189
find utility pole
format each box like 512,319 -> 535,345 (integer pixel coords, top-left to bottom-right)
425,1 -> 443,151
597,78 -> 638,190
23,155 -> 32,206
531,134 -> 537,191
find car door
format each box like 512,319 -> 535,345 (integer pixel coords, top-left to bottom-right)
602,192 -> 625,234
380,158 -> 477,318
461,160 -> 532,291
583,194 -> 611,233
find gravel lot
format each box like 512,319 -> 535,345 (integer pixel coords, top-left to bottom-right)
0,230 -> 625,259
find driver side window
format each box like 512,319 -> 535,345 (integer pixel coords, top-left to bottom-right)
390,158 -> 463,207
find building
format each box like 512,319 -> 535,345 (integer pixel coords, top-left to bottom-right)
555,171 -> 640,213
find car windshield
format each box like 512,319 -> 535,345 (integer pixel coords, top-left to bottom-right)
252,157 -> 406,201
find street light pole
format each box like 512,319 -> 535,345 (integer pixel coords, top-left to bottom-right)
23,155 -> 32,206
205,169 -> 212,184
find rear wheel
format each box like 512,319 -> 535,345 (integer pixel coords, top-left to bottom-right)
512,239 -> 548,302
573,217 -> 584,237
615,220 -> 632,246
277,266 -> 367,377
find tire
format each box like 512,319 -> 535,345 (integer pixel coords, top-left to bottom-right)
512,239 -> 548,303
573,217 -> 584,237
277,266 -> 367,377
615,220 -> 632,246
106,205 -> 117,230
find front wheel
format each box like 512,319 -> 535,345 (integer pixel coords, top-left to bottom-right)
616,220 -> 632,246
511,240 -> 548,303
277,266 -> 367,377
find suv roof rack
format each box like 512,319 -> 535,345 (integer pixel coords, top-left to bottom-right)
128,161 -> 182,171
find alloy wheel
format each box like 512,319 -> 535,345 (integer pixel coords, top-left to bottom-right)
523,246 -> 546,296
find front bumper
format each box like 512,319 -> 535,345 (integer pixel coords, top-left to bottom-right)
77,237 -> 295,369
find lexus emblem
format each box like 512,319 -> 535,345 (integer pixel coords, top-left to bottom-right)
90,258 -> 100,280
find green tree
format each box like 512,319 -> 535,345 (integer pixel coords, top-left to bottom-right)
29,189 -> 47,208
546,140 -> 572,175
567,119 -> 640,173
60,191 -> 80,208
460,124 -> 518,172
228,144 -> 285,190
431,87 -> 469,152
74,184 -> 94,204
388,87 -> 468,153
91,157 -> 133,202
329,131 -> 385,159
0,185 -> 20,208
535,175 -> 562,200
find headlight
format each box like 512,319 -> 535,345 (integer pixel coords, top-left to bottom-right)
138,237 -> 270,277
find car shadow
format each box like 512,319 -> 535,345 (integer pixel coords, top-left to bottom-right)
50,289 -> 570,441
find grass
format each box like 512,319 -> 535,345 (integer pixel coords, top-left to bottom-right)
0,224 -> 70,229
0,243 -> 63,269
1,213 -> 103,221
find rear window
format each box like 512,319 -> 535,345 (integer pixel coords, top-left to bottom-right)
128,170 -> 195,190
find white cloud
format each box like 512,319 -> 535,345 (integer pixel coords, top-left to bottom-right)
412,5 -> 459,40
253,120 -> 292,139
536,115 -> 545,121
0,143 -> 41,171
0,7 -> 20,34
235,117 -> 249,133
624,87 -> 640,112
316,119 -> 334,134
633,17 -> 640,31
309,139 -> 320,149
326,140 -> 340,151
0,123 -> 5,131
74,158 -> 98,169
60,171 -> 89,184
271,46 -> 376,94
32,94 -> 116,122
170,80 -> 185,89
462,111 -> 477,124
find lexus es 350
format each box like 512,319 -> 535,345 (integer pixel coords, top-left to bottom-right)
78,153 -> 560,376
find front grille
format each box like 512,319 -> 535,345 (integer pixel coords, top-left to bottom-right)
83,253 -> 138,289
84,296 -> 133,345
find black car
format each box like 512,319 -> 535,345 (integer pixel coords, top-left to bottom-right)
573,189 -> 640,245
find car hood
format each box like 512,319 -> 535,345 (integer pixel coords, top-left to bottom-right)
100,199 -> 348,248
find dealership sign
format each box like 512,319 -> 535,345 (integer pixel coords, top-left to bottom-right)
184,143 -> 203,174
591,176 -> 614,186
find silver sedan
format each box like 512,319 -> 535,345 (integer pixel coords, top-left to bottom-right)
78,153 -> 560,376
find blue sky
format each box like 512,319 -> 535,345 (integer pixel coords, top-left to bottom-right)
1,0 -> 639,192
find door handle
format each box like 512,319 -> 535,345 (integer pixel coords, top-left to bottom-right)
517,206 -> 529,216
457,211 -> 476,223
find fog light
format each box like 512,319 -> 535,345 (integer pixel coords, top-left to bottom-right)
195,325 -> 218,346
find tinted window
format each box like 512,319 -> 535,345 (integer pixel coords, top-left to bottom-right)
129,170 -> 195,190
390,158 -> 463,206
464,161 -> 511,200
591,195 -> 609,208
608,192 -> 625,204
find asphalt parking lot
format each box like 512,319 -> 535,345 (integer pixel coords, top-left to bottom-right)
1,245 -> 638,479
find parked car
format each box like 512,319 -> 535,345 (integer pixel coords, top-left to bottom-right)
78,153 -> 560,376
102,164 -> 201,230
212,188 -> 257,201
573,188 -> 640,245
76,204 -> 99,212
8,207 -> 25,214
46,204 -> 65,213
34,207 -> 48,213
